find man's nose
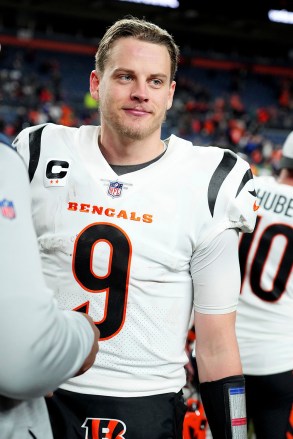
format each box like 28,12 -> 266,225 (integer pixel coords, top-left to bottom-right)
130,80 -> 149,102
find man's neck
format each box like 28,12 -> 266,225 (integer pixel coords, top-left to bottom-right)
98,130 -> 165,166
109,146 -> 167,176
278,169 -> 293,186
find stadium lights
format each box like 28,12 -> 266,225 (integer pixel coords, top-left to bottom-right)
117,0 -> 179,8
268,9 -> 293,24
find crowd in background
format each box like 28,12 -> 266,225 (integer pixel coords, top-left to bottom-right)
1,36 -> 293,176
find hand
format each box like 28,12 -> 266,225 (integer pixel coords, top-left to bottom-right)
74,313 -> 100,377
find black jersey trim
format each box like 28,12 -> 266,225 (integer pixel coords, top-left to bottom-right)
28,125 -> 46,182
236,167 -> 256,197
208,151 -> 237,217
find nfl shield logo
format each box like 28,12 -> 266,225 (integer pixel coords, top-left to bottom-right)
108,181 -> 123,198
0,199 -> 16,220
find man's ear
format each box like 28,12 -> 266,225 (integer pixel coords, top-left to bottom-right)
89,70 -> 100,101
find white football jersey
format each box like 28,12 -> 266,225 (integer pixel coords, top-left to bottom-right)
14,123 -> 257,396
236,175 -> 293,375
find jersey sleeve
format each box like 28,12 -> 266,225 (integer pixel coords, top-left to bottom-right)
12,123 -> 47,176
0,145 -> 94,399
198,149 -> 258,250
191,151 -> 257,315
225,154 -> 258,233
191,228 -> 241,314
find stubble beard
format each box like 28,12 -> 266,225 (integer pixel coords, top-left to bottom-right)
100,107 -> 167,141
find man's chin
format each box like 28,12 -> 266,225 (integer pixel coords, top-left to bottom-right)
119,127 -> 150,141
119,120 -> 163,141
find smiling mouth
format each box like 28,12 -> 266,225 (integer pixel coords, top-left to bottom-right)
123,107 -> 151,115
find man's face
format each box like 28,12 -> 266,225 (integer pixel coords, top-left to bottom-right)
90,37 -> 176,141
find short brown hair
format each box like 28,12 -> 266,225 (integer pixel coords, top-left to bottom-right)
95,16 -> 180,81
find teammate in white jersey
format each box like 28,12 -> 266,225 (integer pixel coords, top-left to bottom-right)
236,132 -> 293,438
0,141 -> 100,439
13,17 -> 257,439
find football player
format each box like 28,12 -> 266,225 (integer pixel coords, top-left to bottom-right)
237,132 -> 293,438
13,17 -> 257,439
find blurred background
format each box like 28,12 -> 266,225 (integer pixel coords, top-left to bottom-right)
1,0 -> 293,175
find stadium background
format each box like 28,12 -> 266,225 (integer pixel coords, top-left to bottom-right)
1,1 -> 292,437
1,0 -> 293,174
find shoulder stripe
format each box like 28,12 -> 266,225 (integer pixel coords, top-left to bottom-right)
28,125 -> 46,182
236,168 -> 256,197
208,151 -> 237,216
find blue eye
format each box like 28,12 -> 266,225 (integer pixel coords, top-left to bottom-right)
150,79 -> 163,87
120,74 -> 132,81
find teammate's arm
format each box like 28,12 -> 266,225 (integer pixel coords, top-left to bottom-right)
0,146 -> 100,400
